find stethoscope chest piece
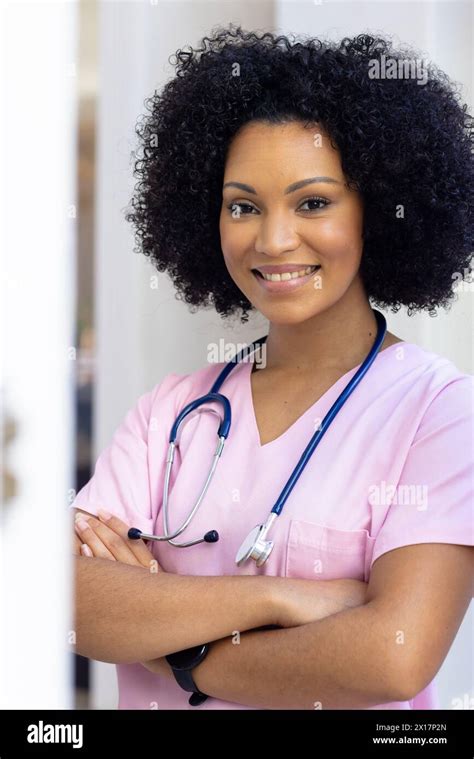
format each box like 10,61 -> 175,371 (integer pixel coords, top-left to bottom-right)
235,513 -> 278,567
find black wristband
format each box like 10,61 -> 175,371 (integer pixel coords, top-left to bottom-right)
165,644 -> 210,705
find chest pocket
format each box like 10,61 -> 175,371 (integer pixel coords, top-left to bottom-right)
285,519 -> 376,582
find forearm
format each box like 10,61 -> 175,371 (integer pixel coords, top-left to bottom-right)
193,602 -> 404,709
73,556 -> 277,664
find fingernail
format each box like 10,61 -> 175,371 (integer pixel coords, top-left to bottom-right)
81,544 -> 93,557
97,508 -> 112,521
75,512 -> 91,522
76,518 -> 90,532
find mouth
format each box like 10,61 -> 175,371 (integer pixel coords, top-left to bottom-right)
251,264 -> 322,294
252,264 -> 321,282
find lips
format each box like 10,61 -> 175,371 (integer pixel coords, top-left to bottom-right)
252,264 -> 320,275
252,264 -> 321,282
251,264 -> 322,293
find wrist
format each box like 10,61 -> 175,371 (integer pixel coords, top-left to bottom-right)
166,644 -> 210,704
191,641 -> 215,694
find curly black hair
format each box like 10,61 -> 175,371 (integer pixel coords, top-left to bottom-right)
124,24 -> 474,323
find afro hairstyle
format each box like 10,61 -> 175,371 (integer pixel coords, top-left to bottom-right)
124,24 -> 474,323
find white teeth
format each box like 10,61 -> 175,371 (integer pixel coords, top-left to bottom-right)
261,265 -> 317,282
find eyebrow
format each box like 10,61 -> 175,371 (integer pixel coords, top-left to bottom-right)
222,176 -> 342,195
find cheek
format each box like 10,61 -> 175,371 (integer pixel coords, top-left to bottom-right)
221,243 -> 242,276
220,224 -> 251,270
315,216 -> 363,268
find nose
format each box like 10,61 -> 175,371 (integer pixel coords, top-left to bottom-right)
254,211 -> 301,258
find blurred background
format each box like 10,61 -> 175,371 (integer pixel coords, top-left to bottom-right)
0,0 -> 472,709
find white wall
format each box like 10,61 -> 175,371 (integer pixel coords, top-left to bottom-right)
0,0 -> 78,708
91,0 -> 472,708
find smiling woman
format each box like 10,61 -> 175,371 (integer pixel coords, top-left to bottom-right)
219,120 -> 367,326
71,25 -> 474,711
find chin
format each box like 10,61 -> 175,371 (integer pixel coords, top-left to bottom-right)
255,302 -> 328,326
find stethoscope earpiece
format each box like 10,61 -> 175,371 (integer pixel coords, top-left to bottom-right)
204,530 -> 219,543
128,528 -> 143,540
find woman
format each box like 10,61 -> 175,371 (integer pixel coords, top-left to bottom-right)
72,27 -> 473,710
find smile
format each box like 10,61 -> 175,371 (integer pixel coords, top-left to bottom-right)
251,264 -> 321,293
255,265 -> 319,281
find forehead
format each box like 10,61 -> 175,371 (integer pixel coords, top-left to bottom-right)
224,120 -> 342,178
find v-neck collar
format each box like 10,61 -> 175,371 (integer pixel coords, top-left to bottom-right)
244,341 -> 411,449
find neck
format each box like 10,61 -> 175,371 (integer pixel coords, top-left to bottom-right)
261,283 -> 382,375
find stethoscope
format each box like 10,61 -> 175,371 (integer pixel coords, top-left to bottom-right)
128,309 -> 387,567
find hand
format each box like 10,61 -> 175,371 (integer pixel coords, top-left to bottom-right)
73,529 -> 83,556
74,509 -> 161,571
141,656 -> 173,678
272,577 -> 368,628
73,508 -> 169,674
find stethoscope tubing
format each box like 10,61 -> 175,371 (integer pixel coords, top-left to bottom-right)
128,309 -> 387,551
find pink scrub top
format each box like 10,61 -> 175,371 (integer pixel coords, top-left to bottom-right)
71,341 -> 474,710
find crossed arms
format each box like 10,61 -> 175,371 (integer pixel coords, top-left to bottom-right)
72,509 -> 473,709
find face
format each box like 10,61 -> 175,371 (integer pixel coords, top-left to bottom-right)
219,120 -> 366,325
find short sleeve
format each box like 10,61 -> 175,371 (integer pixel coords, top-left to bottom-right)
371,375 -> 474,568
70,387 -> 156,533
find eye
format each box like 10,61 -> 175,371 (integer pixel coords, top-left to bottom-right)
225,196 -> 330,217
298,196 -> 330,212
226,202 -> 257,217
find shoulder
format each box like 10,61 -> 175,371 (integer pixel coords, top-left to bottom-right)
114,362 -> 232,441
384,343 -> 473,463
385,341 -> 473,409
144,361 -> 231,409
403,343 -> 473,414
